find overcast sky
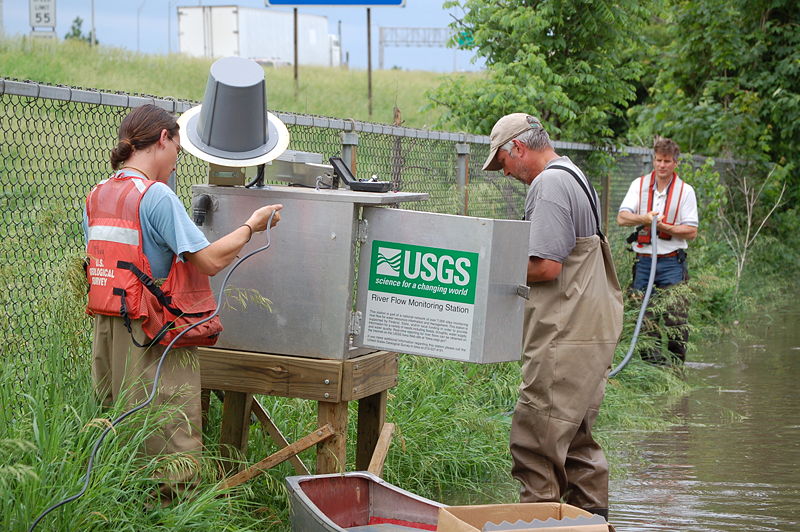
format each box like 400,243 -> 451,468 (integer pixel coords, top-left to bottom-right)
1,0 -> 485,72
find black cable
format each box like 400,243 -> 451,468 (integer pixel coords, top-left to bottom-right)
609,217 -> 659,377
29,211 -> 277,531
244,164 -> 265,188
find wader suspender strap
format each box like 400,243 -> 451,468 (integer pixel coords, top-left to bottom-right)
548,164 -> 604,240
112,287 -> 162,348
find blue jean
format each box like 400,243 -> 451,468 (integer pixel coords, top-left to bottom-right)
632,255 -> 687,290
632,255 -> 689,364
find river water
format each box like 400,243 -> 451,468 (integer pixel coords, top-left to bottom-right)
609,305 -> 800,530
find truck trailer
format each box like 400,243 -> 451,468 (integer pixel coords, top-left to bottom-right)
178,5 -> 341,67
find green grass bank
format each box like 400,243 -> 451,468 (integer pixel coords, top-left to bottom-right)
0,37 -> 458,129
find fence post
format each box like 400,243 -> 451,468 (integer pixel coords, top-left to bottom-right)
341,130 -> 359,177
601,173 -> 611,232
456,142 -> 470,216
641,153 -> 652,177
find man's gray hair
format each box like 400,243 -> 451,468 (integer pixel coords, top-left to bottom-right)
500,126 -> 552,154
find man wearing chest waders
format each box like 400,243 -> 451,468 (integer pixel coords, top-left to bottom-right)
483,114 -> 623,520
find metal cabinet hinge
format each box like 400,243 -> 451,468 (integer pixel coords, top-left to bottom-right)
357,219 -> 369,243
349,310 -> 362,335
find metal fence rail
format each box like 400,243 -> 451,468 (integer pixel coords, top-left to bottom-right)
0,78 -> 658,373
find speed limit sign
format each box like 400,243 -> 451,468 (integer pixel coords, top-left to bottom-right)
30,0 -> 56,29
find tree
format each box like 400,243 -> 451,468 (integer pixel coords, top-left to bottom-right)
627,0 -> 798,274
428,0 -> 651,142
64,16 -> 98,45
628,0 -> 800,165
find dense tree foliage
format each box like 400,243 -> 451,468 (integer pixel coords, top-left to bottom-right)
629,0 -> 799,165
429,0 -> 650,142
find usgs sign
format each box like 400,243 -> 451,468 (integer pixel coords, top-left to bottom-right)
357,207 -> 530,364
370,241 -> 478,304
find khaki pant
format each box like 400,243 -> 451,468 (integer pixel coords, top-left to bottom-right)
92,315 -> 203,489
510,235 -> 623,510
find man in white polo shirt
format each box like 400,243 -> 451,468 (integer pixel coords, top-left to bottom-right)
617,137 -> 699,365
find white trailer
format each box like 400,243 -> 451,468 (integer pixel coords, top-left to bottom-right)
178,5 -> 341,67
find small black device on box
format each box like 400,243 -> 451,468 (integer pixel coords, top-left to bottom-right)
328,156 -> 392,193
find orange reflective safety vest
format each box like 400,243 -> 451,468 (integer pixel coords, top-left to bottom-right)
85,172 -> 222,347
635,171 -> 685,247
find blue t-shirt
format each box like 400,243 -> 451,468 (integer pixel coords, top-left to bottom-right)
84,173 -> 210,279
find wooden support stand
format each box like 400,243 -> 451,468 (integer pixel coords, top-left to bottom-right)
198,348 -> 398,475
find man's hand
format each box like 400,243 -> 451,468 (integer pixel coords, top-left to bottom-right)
644,210 -> 662,224
617,210 -> 661,227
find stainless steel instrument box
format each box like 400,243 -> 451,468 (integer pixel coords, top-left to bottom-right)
193,184 -> 529,363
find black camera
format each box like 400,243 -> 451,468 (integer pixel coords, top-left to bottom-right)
626,225 -> 644,244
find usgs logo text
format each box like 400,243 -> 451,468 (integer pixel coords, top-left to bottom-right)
378,247 -> 471,286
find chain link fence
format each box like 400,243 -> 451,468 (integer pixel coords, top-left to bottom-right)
0,78 -> 663,376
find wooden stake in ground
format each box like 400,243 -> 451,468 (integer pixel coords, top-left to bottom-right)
367,422 -> 395,477
222,424 -> 335,489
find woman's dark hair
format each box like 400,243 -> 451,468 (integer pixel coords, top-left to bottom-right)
110,104 -> 179,170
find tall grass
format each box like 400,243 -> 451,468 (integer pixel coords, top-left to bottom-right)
2,254 -> 685,531
0,37 -> 461,129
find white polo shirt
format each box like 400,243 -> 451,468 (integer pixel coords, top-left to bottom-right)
618,175 -> 699,255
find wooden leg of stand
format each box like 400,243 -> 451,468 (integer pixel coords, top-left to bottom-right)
316,401 -> 348,474
356,390 -> 387,471
200,389 -> 211,445
220,391 -> 253,472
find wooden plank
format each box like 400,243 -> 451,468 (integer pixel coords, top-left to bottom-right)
219,391 -> 253,471
250,397 -> 310,475
222,424 -> 334,489
342,351 -> 398,401
367,422 -> 395,477
316,401 -> 349,474
356,390 -> 387,470
198,347 -> 343,402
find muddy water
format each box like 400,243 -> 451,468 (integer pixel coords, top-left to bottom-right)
609,305 -> 800,531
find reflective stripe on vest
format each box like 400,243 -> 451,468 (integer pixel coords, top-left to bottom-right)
87,225 -> 139,246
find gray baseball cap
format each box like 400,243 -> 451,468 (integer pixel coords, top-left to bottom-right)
482,113 -> 543,171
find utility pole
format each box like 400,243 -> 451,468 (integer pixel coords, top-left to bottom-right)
137,1 -> 146,53
167,0 -> 171,54
91,0 -> 96,46
367,8 -> 372,118
0,0 -> 4,39
293,7 -> 299,99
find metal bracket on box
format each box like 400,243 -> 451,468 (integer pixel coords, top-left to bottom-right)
349,311 -> 363,335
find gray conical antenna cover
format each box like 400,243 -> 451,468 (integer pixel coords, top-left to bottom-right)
178,56 -> 289,166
